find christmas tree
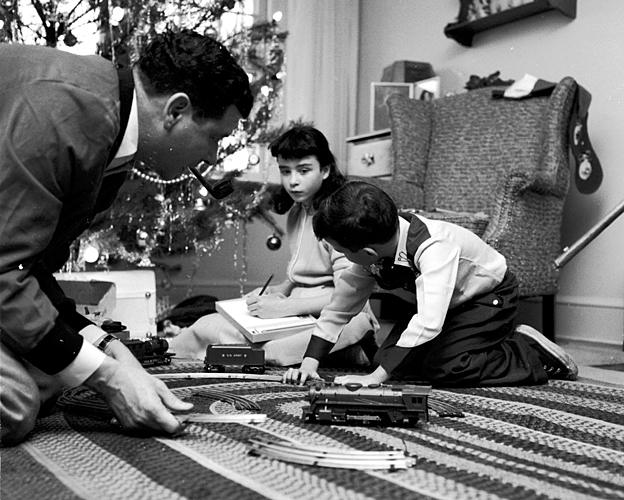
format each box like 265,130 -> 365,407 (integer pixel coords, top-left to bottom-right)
1,0 -> 288,271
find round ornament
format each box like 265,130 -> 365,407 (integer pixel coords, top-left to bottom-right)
266,234 -> 282,250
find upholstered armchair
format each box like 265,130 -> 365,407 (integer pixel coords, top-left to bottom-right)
362,77 -> 578,338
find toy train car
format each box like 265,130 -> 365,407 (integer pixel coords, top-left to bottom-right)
302,382 -> 430,427
204,344 -> 265,374
122,338 -> 173,367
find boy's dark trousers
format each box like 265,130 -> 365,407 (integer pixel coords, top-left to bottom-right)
375,272 -> 548,387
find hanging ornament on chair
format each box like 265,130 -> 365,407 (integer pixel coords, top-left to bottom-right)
266,233 -> 282,250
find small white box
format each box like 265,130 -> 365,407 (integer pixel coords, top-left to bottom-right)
54,270 -> 157,338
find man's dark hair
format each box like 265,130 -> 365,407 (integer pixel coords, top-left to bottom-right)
313,181 -> 398,250
136,29 -> 253,120
269,126 -> 346,214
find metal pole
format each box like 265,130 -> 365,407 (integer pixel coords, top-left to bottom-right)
555,198 -> 624,269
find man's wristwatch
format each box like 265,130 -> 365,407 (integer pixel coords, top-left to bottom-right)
96,333 -> 119,353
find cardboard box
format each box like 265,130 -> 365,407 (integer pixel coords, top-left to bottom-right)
57,280 -> 116,321
382,61 -> 434,83
55,270 -> 157,337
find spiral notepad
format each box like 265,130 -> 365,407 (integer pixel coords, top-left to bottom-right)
216,298 -> 316,342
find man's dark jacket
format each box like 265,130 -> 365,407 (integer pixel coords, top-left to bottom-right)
0,44 -> 128,374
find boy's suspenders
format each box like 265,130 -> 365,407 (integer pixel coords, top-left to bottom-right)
372,213 -> 430,293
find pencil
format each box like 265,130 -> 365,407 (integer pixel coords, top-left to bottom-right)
259,274 -> 273,295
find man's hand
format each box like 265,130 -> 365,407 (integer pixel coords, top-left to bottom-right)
84,357 -> 193,435
246,293 -> 287,318
334,366 -> 390,386
282,357 -> 320,386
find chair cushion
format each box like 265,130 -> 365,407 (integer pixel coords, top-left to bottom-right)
401,208 -> 489,237
423,87 -> 548,214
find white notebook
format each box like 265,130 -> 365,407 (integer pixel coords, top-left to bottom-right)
216,298 -> 316,343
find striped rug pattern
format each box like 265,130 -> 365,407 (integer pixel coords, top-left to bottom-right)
2,370 -> 623,500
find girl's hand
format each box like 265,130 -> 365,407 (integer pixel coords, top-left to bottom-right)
245,293 -> 288,318
282,357 -> 321,386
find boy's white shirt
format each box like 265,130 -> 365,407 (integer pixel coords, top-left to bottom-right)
312,216 -> 507,350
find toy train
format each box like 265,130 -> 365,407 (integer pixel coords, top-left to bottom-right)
121,338 -> 173,367
302,382 -> 431,427
204,344 -> 265,374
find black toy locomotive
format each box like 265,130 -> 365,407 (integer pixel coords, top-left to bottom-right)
100,319 -> 174,367
303,382 -> 430,426
121,338 -> 173,367
204,344 -> 265,373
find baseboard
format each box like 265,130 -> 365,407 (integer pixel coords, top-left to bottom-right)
520,295 -> 624,347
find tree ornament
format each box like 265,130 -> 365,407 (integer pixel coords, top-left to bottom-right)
266,233 -> 281,251
63,30 -> 77,47
83,243 -> 100,263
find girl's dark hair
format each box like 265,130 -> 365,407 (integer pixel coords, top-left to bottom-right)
136,29 -> 253,121
313,181 -> 398,251
268,126 -> 346,214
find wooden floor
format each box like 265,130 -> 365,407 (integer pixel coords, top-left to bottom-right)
560,338 -> 624,386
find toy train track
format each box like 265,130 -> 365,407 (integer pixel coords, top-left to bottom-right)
248,437 -> 415,470
154,372 -> 283,382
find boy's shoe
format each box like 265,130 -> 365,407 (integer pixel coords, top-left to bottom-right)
515,324 -> 578,380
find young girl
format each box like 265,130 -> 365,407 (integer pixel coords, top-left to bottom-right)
168,126 -> 379,365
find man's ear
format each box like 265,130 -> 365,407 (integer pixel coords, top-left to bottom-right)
163,92 -> 191,130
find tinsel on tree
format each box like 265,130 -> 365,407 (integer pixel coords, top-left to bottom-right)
0,0 -> 288,271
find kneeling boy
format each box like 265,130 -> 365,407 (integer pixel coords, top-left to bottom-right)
282,181 -> 577,387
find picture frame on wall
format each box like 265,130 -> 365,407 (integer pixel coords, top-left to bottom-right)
370,82 -> 414,131
414,76 -> 441,101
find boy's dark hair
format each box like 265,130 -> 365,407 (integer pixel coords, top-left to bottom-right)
268,126 -> 346,214
313,181 -> 398,251
136,29 -> 253,121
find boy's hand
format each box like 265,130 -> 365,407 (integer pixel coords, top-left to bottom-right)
282,357 -> 320,386
334,366 -> 389,386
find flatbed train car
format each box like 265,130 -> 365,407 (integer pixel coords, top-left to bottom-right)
204,344 -> 265,374
303,382 -> 430,427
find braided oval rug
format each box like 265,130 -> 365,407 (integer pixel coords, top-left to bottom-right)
2,362 -> 623,500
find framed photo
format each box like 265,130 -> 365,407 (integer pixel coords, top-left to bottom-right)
414,76 -> 441,101
370,82 -> 414,131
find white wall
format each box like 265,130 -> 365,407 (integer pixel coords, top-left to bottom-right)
357,0 -> 624,345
